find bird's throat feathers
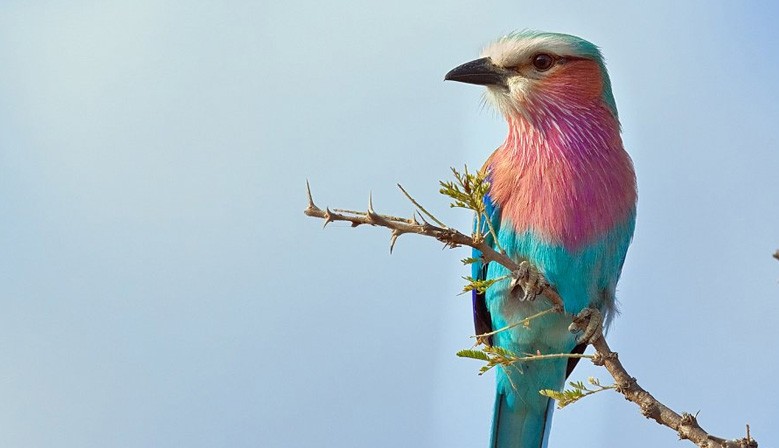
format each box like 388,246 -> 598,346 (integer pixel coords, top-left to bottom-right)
487,104 -> 636,251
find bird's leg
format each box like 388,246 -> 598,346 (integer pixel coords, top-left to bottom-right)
568,308 -> 603,344
510,261 -> 549,301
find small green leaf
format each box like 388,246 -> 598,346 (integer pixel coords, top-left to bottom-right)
456,349 -> 491,362
462,276 -> 503,294
478,364 -> 496,375
488,346 -> 516,358
540,389 -> 566,401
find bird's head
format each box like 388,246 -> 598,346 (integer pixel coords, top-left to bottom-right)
446,31 -> 618,123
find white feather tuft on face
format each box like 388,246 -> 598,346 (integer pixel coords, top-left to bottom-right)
481,34 -> 581,67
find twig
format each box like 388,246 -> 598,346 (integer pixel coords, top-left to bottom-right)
396,184 -> 448,228
304,181 -> 564,310
514,352 -> 593,362
541,377 -> 616,409
472,307 -> 557,340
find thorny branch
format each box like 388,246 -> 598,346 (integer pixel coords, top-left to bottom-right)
303,180 -> 564,310
303,178 -> 758,448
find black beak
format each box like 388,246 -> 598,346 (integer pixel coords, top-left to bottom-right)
444,57 -> 508,87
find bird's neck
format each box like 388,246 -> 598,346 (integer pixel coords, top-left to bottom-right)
487,100 -> 636,250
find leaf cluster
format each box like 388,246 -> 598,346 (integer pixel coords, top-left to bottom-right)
439,166 -> 490,213
540,377 -> 615,409
456,345 -> 519,375
461,275 -> 510,294
440,166 -> 504,251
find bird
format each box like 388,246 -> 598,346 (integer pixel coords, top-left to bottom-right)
445,31 -> 637,448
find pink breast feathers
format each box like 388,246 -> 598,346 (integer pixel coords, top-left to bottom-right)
486,108 -> 637,251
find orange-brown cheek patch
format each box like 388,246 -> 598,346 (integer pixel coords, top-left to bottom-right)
539,60 -> 602,101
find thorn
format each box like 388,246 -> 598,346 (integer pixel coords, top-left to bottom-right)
305,179 -> 314,205
417,212 -> 431,226
323,207 -> 334,228
305,180 -> 320,213
366,192 -> 378,223
365,193 -> 390,226
389,229 -> 403,253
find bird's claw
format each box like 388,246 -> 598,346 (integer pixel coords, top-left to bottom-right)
568,308 -> 603,344
510,261 -> 548,301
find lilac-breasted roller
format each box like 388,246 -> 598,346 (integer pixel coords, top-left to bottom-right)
445,31 -> 637,448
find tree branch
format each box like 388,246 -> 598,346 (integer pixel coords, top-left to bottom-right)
304,179 -> 758,448
304,180 -> 564,310
586,328 -> 757,448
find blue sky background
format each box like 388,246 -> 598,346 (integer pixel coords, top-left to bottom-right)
1,1 -> 778,447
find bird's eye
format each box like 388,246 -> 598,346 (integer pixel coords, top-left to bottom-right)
532,53 -> 555,71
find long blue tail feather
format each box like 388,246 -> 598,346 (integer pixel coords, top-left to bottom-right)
490,391 -> 554,448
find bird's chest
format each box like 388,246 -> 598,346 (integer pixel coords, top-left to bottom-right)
485,110 -> 637,248
487,146 -> 633,251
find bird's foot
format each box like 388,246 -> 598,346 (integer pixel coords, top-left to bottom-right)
510,261 -> 549,301
569,308 -> 603,344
